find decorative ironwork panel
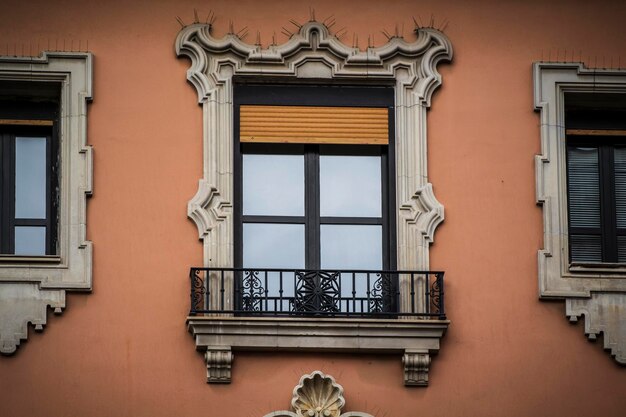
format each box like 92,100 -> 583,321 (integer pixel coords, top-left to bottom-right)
369,272 -> 396,313
293,271 -> 340,313
240,270 -> 265,312
190,269 -> 206,313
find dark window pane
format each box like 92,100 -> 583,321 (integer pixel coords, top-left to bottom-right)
14,226 -> 46,255
320,155 -> 381,217
243,154 -> 304,216
618,236 -> 626,263
567,147 -> 600,228
15,136 -> 47,219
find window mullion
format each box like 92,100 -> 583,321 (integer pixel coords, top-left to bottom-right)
305,145 -> 320,270
6,133 -> 15,254
600,144 -> 618,262
0,133 -> 5,253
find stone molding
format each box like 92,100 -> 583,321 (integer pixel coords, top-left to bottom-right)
176,19 -> 452,383
533,62 -> 626,364
189,316 -> 448,385
0,52 -> 93,354
263,371 -> 375,417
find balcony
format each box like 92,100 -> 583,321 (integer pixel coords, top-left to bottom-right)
189,267 -> 445,319
187,267 -> 448,385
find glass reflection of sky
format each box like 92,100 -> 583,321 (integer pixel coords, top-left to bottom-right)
15,226 -> 46,255
15,137 -> 47,219
243,223 -> 305,269
320,155 -> 381,217
243,154 -> 304,216
321,224 -> 382,304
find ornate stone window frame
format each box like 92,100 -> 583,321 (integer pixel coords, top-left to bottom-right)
0,52 -> 93,354
176,20 -> 452,384
534,62 -> 626,364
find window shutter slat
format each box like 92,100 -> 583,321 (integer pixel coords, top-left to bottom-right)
567,147 -> 601,229
570,234 -> 603,263
613,147 -> 626,228
240,105 -> 389,145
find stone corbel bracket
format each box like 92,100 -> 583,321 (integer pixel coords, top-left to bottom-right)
534,62 -> 626,364
177,18 -> 452,384
0,52 -> 94,354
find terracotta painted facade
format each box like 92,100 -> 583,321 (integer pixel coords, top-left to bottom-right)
0,1 -> 625,416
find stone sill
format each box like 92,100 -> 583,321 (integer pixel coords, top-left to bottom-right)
187,316 -> 449,386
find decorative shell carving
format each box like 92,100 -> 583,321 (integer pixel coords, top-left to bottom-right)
291,371 -> 345,417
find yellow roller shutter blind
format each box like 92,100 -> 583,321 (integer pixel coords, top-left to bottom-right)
240,105 -> 389,145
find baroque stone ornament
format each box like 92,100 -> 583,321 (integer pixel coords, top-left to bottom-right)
178,16 -> 452,385
205,347 -> 233,383
403,350 -> 431,386
262,371 -> 374,417
292,371 -> 345,417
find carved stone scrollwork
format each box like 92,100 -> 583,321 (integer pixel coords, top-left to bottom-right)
402,351 -> 431,386
263,371 -> 374,417
205,347 -> 233,383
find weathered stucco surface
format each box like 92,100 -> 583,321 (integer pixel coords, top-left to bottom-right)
0,1 -> 625,416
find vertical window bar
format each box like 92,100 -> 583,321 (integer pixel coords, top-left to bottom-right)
410,273 -> 416,314
352,272 -> 356,313
264,270 -> 269,313
204,270 -> 210,312
425,273 -> 431,315
366,272 -> 371,313
220,270 -> 225,311
279,271 -> 283,313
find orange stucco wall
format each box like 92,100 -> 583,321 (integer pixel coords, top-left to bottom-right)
1,1 -> 625,416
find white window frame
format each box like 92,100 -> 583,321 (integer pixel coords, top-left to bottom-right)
0,52 -> 93,354
177,21 -> 452,385
534,62 -> 626,364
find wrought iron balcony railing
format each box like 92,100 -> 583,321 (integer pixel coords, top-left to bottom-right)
189,267 -> 445,319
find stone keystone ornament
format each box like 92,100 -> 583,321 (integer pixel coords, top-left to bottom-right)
263,371 -> 374,417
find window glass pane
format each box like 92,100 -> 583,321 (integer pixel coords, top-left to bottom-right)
14,226 -> 46,255
243,223 -> 305,269
320,155 -> 381,217
243,223 -> 304,310
567,147 -> 600,228
614,147 -> 626,228
321,225 -> 383,311
243,154 -> 304,216
15,137 -> 47,219
321,224 -> 382,270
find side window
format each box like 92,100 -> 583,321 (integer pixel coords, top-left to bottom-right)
0,90 -> 59,256
534,62 -> 626,364
565,93 -> 626,265
0,53 -> 93,355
